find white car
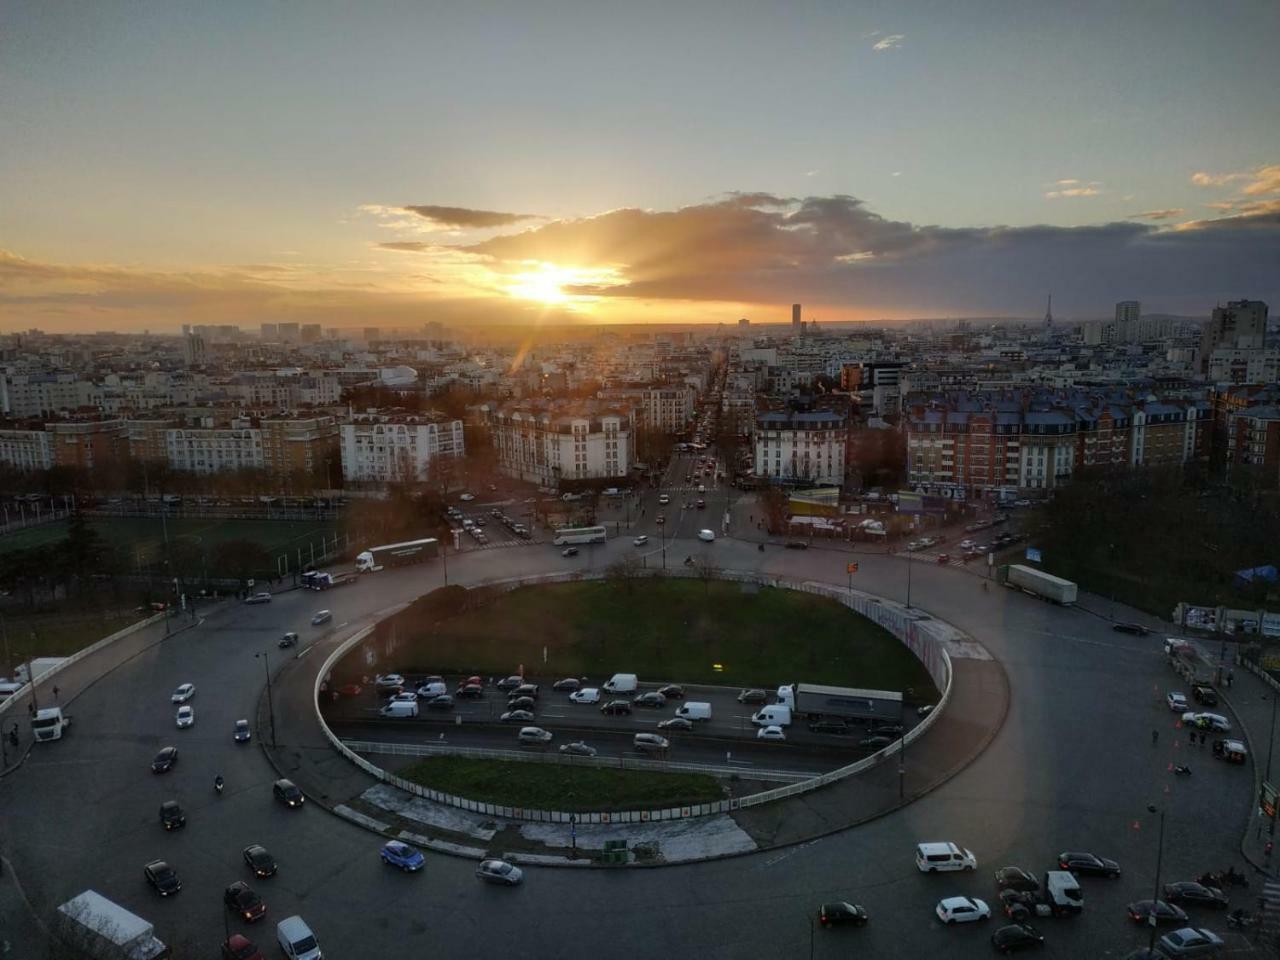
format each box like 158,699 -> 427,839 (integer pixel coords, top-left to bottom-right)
245,592 -> 272,604
570,687 -> 601,704
459,493 -> 475,501
171,683 -> 195,703
1167,692 -> 1189,712
959,539 -> 976,550
757,724 -> 786,741
936,896 -> 990,924
1181,711 -> 1231,733
658,494 -> 670,505
517,726 -> 553,745
175,705 -> 195,728
698,529 -> 715,542
476,859 -> 523,885
633,535 -> 649,546
311,610 -> 332,626
375,674 -> 405,690
390,692 -> 418,703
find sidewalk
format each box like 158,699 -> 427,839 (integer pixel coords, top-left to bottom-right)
1223,658 -> 1280,879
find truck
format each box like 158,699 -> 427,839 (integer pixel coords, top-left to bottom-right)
301,570 -> 358,591
32,706 -> 71,741
355,537 -> 439,573
778,683 -> 904,725
13,657 -> 68,685
1002,564 -> 1078,605
56,889 -> 168,960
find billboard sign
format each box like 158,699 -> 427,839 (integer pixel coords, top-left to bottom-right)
1025,547 -> 1042,563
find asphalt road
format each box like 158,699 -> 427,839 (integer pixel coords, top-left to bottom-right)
0,524 -> 1260,960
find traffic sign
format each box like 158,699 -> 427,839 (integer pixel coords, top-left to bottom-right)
1261,781 -> 1277,819
846,562 -> 859,574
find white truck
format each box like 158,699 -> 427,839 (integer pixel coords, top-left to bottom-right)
1004,564 -> 1078,605
56,890 -> 169,960
355,537 -> 439,573
13,657 -> 67,685
301,570 -> 358,590
32,706 -> 71,741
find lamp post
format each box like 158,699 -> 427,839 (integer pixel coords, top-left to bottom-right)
1267,693 -> 1278,839
1147,803 -> 1166,953
255,651 -> 277,746
905,554 -> 914,610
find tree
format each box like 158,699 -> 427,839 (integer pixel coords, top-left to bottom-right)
61,510 -> 105,585
760,485 -> 789,534
604,556 -> 644,593
693,556 -> 721,596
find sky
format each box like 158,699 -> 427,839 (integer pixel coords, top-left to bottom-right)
2,0 -> 1279,332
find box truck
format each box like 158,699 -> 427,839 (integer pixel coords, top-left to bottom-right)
1003,565 -> 1078,605
355,537 -> 439,573
56,890 -> 169,960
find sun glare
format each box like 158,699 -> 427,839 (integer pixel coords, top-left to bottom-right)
504,262 -> 623,307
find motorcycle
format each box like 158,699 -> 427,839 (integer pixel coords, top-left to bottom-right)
757,543 -> 764,552
1229,909 -> 1259,928
214,775 -> 224,796
1173,764 -> 1192,776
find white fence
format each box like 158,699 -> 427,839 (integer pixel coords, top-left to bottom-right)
314,568 -> 959,824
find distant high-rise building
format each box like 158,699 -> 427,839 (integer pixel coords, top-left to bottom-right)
363,327 -> 381,343
1115,300 -> 1140,325
260,323 -> 279,340
1200,299 -> 1269,374
738,318 -> 750,334
278,322 -> 300,341
300,323 -> 322,342
181,324 -> 191,337
791,303 -> 802,334
182,333 -> 206,367
1043,294 -> 1053,331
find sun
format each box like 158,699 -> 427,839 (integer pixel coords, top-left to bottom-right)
503,261 -> 624,307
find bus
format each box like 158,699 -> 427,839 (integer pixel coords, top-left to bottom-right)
552,525 -> 607,546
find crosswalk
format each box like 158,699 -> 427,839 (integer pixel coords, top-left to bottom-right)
905,550 -> 973,568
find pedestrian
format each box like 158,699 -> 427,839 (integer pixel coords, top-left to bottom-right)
1266,840 -> 1274,859
1152,729 -> 1159,746
1228,670 -> 1235,688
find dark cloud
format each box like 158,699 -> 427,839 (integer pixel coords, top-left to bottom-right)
377,241 -> 432,252
462,194 -> 1280,316
404,205 -> 539,229
1128,209 -> 1185,221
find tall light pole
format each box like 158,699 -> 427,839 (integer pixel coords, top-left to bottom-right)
905,554 -> 914,609
255,651 -> 276,746
1147,803 -> 1166,953
1267,693 -> 1278,839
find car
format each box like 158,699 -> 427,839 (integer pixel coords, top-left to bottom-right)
272,779 -> 304,808
507,696 -> 537,712
757,725 -> 786,741
871,723 -> 904,737
809,719 -> 851,735
1181,711 -> 1231,733
817,901 -> 868,927
175,705 -> 195,728
278,632 -> 298,648
784,540 -> 809,550
225,881 -> 267,922
1128,900 -> 1189,925
501,709 -> 536,723
380,840 -> 425,872
245,592 -> 272,604
334,683 -> 362,697
1192,684 -> 1219,706
473,517 -> 486,527
221,934 -> 265,960
476,858 -> 523,885
559,740 -> 597,757
457,683 -> 485,699
562,547 -> 579,557
633,535 -> 649,546
737,688 -> 768,704
1057,851 -> 1120,877
151,746 -> 178,773
1167,692 -> 1190,712
696,499 -> 706,509
990,922 -> 1044,954
633,733 -> 670,754
1162,881 -> 1229,908
566,687 -> 601,704
424,693 -> 454,709
936,896 -> 990,924
144,859 -> 182,896
698,529 -> 715,542
310,610 -> 332,626
1113,622 -> 1151,635
511,683 -> 539,699
390,692 -> 419,703
906,539 -> 925,552
1157,927 -> 1225,957
998,889 -> 1040,920
232,719 -> 252,743
658,494 -> 670,505
994,866 -> 1040,893
375,673 -> 405,690
859,735 -> 895,749
553,678 -> 583,692
171,683 -> 195,703
655,514 -> 665,525
159,800 -> 186,830
633,691 -> 666,708
658,717 -> 693,731
657,684 -> 685,699
960,539 -> 977,550
276,915 -> 321,960
496,676 -> 524,691
601,700 -> 633,716
458,493 -> 475,501
243,844 -> 278,877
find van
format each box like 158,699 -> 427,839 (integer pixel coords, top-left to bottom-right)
1043,871 -> 1083,915
751,705 -> 792,727
380,700 -> 418,719
416,681 -> 446,699
776,685 -> 795,710
603,673 -> 638,694
675,701 -> 712,721
277,916 -> 322,960
0,682 -> 22,702
915,842 -> 977,873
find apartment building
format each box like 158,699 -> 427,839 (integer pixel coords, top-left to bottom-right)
600,385 -> 696,434
339,414 -> 464,483
0,428 -> 53,471
47,420 -> 128,470
485,402 -> 631,487
261,415 -> 340,482
753,409 -> 847,485
0,373 -> 101,418
166,424 -> 264,474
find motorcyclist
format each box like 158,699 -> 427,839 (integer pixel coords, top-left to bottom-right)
214,773 -> 224,792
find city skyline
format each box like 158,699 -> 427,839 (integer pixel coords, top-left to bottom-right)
3,1 -> 1279,331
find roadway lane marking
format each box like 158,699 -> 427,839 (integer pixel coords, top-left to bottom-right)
761,839 -> 819,867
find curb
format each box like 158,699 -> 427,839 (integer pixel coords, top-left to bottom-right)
1217,666 -> 1277,881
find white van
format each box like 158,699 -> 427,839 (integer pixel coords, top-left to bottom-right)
603,673 -> 638,694
697,529 -> 715,542
1043,871 -> 1083,915
751,705 -> 792,727
915,842 -> 977,873
277,916 -> 322,960
380,700 -> 418,719
675,701 -> 712,721
416,681 -> 447,699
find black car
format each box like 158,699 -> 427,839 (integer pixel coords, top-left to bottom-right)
159,800 -> 186,830
999,889 -> 1039,920
424,693 -> 454,709
1058,851 -> 1120,877
737,689 -> 768,704
1192,685 -> 1219,706
233,719 -> 252,743
496,676 -> 523,691
991,922 -> 1044,954
817,901 -> 868,927
1162,881 -> 1228,908
511,684 -> 540,699
151,746 -> 179,773
995,866 -> 1040,893
1112,622 -> 1151,636
507,696 -> 537,712
144,859 -> 182,896
278,632 -> 298,648
456,684 -> 484,699
658,717 -> 693,731
657,684 -> 685,699
809,719 -> 851,735
243,843 -> 278,878
633,692 -> 666,708
500,709 -> 535,723
601,700 -> 633,716
272,779 -> 304,808
1126,900 -> 1188,925
785,540 -> 809,550
871,723 -> 904,737
859,735 -> 894,749
552,678 -> 582,693
224,881 -> 266,922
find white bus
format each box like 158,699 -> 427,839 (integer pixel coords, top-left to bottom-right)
553,525 -> 607,546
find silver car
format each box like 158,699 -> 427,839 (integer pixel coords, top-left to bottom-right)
1157,927 -> 1224,957
476,859 -> 523,885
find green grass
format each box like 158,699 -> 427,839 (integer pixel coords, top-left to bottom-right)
388,579 -> 937,696
397,756 -> 725,811
3,609 -> 145,663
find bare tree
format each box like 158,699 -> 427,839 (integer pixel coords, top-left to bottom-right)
604,556 -> 643,593
693,556 -> 721,595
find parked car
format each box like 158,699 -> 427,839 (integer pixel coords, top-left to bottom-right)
785,540 -> 809,550
1162,882 -> 1228,908
224,881 -> 267,922
570,687 -> 601,704
817,901 -> 868,927
380,840 -> 425,872
1157,927 -> 1225,957
221,934 -> 264,960
559,741 -> 597,757
1112,622 -> 1151,636
1127,900 -> 1189,925
243,844 -> 278,878
1192,684 -> 1219,706
272,779 -> 304,808
476,859 -> 523,885
159,800 -> 186,830
144,859 -> 182,896
936,896 -> 990,924
990,922 -> 1044,954
1181,712 -> 1231,733
1167,692 -> 1190,712
1057,851 -> 1120,877
601,700 -> 633,716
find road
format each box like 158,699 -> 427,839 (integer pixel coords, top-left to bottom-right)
0,526 -> 1260,960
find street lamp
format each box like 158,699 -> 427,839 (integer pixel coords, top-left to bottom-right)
255,651 -> 277,746
1146,803 -> 1166,954
905,554 -> 914,610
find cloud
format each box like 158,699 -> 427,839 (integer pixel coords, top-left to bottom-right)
403,205 -> 539,229
1129,209 -> 1185,220
1191,170 -> 1249,188
377,241 -> 433,252
1241,164 -> 1280,197
1044,180 -> 1102,199
872,34 -> 904,51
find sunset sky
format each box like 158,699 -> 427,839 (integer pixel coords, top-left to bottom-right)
3,1 -> 1279,331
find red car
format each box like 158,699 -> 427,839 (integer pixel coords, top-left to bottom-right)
334,683 -> 363,697
221,934 -> 264,960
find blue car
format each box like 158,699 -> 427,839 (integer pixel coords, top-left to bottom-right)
380,840 -> 425,872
